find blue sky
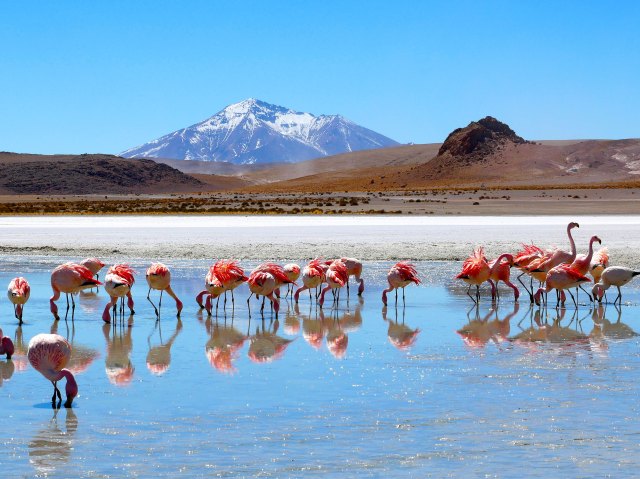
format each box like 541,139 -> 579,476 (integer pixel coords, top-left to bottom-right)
1,0 -> 638,154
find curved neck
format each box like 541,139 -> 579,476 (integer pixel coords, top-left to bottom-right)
57,369 -> 77,394
567,225 -> 577,259
586,237 -> 598,263
491,254 -> 512,272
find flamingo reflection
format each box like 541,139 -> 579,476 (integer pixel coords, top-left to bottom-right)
50,320 -> 99,375
248,318 -> 293,363
28,408 -> 78,475
511,307 -> 590,346
204,316 -> 248,374
102,319 -> 135,386
590,304 -> 637,344
456,303 -> 520,348
146,319 -> 183,375
0,359 -> 14,386
382,305 -> 420,350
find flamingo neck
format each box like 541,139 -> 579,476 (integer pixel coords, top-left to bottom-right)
585,237 -> 598,263
567,225 -> 577,260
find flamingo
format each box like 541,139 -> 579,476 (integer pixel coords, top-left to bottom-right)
0,328 -> 14,359
294,258 -> 326,303
382,261 -> 421,306
50,263 -> 102,320
569,235 -> 602,301
283,263 -> 301,297
590,247 -> 610,284
456,247 -> 491,303
488,254 -> 519,301
79,258 -> 105,284
102,264 -> 136,323
592,266 -> 640,306
213,259 -> 248,307
328,258 -> 365,296
513,243 -> 544,302
247,263 -> 292,317
533,264 -> 591,307
7,277 -> 30,323
146,262 -> 183,317
529,221 -> 580,273
27,333 -> 78,408
195,266 -> 225,315
319,260 -> 349,307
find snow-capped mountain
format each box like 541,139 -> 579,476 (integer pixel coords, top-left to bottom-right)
120,98 -> 399,164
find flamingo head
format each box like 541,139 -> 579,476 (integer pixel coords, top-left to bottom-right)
63,370 -> 78,408
592,235 -> 602,245
568,222 -> 580,230
592,284 -> 605,302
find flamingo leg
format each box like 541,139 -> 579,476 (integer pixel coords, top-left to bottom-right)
568,289 -> 577,308
159,290 -> 163,309
402,287 -> 406,306
147,288 -> 160,317
466,285 -> 476,303
578,284 -> 593,303
615,286 -> 622,305
517,272 -> 533,303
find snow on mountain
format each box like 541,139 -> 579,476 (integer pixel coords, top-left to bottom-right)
120,98 -> 399,164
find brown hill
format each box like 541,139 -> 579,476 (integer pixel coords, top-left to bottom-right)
240,117 -> 640,192
0,152 -> 206,194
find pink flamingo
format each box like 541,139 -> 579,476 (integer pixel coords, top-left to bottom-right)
328,258 -> 365,296
27,333 -> 78,408
247,263 -> 292,317
529,222 -> 580,273
294,258 -> 326,303
570,235 -> 602,301
382,261 -> 421,306
283,263 -> 301,297
102,264 -> 136,323
7,277 -> 31,323
79,257 -> 105,283
50,263 -> 102,320
513,243 -> 544,302
0,328 -> 14,359
590,247 -> 609,284
213,259 -> 248,307
145,262 -> 183,317
533,264 -> 591,307
319,260 -> 349,307
196,266 -> 225,315
456,247 -> 491,303
488,254 -> 519,301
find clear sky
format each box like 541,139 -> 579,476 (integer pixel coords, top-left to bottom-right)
1,0 -> 638,154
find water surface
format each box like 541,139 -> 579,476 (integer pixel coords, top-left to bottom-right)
1,260 -> 640,477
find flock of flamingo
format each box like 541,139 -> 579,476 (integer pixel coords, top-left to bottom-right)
1,221 -> 638,409
456,221 -> 640,308
0,257 -> 419,409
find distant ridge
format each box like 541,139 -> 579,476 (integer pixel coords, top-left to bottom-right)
0,152 -> 205,194
120,98 -> 399,165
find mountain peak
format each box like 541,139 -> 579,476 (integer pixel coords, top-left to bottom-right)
121,100 -> 398,164
437,116 -> 528,157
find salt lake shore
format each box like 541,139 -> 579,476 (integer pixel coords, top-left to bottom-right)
0,215 -> 637,265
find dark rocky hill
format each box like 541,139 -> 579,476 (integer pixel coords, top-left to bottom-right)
0,153 -> 205,194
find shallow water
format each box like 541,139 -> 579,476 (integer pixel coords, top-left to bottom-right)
2,260 -> 640,477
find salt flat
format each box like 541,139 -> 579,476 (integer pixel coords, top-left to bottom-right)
0,215 -> 638,264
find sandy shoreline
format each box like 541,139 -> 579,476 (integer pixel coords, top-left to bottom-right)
0,215 -> 638,265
